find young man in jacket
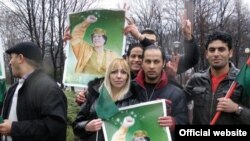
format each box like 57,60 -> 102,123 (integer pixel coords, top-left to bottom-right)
0,42 -> 67,141
131,45 -> 189,140
184,31 -> 250,124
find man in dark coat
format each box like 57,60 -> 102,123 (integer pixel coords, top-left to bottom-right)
131,45 -> 189,141
0,42 -> 67,141
184,31 -> 250,125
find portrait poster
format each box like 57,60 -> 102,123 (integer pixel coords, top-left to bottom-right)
63,9 -> 126,87
0,46 -> 6,79
103,100 -> 172,141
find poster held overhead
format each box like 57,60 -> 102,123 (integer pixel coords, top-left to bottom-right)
63,9 -> 126,87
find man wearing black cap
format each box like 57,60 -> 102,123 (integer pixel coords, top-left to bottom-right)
0,42 -> 67,141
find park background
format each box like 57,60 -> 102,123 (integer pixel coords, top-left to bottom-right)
0,0 -> 250,140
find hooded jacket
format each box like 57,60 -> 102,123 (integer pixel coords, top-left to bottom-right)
131,70 -> 189,125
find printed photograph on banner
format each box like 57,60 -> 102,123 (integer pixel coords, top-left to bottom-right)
63,9 -> 126,87
102,100 -> 172,141
0,46 -> 6,79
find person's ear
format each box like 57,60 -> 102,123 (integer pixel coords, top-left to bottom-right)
205,50 -> 208,59
229,49 -> 233,58
18,54 -> 25,63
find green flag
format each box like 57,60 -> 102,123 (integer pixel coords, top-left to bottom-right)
95,85 -> 119,119
236,58 -> 250,98
0,79 -> 6,104
211,58 -> 250,125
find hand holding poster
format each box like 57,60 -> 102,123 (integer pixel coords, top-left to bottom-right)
103,100 -> 172,141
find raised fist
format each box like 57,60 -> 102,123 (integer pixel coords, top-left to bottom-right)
86,15 -> 97,23
122,116 -> 135,128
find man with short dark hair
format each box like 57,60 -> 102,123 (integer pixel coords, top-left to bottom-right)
184,31 -> 250,124
125,43 -> 144,79
131,45 -> 189,140
140,29 -> 158,44
0,42 -> 67,141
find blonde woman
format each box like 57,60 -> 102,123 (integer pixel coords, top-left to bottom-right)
72,58 -> 137,141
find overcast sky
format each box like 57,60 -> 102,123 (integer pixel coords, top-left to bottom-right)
96,0 -> 250,9
0,0 -> 249,47
1,0 -> 249,10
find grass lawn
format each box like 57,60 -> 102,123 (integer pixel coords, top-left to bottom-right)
65,89 -> 80,141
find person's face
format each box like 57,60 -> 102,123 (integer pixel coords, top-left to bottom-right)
92,33 -> 105,48
110,65 -> 128,90
126,47 -> 143,73
142,49 -> 164,83
9,53 -> 22,78
206,40 -> 232,70
142,33 -> 157,43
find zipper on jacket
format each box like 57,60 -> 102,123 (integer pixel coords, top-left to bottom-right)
209,79 -> 231,123
209,92 -> 215,123
141,80 -> 160,101
148,88 -> 156,101
144,87 -> 156,101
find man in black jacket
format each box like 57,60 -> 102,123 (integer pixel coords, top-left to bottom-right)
184,31 -> 250,124
0,42 -> 67,141
131,45 -> 189,140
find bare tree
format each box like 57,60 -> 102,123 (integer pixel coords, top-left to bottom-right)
193,0 -> 250,69
229,0 -> 250,67
0,0 -> 98,84
128,0 -> 185,53
1,0 -> 250,83
128,0 -> 250,71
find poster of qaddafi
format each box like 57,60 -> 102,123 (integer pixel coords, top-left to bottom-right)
103,100 -> 172,141
63,9 -> 125,87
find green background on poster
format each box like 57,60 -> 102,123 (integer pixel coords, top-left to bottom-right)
103,101 -> 170,141
63,9 -> 125,87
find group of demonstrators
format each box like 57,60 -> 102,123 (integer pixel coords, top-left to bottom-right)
0,8 -> 249,141
70,10 -> 196,141
71,11 -> 250,141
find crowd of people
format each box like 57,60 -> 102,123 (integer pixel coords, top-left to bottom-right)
0,7 -> 249,141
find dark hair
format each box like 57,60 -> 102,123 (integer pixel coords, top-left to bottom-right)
126,43 -> 144,57
142,44 -> 165,61
91,34 -> 108,45
141,29 -> 158,40
205,31 -> 232,50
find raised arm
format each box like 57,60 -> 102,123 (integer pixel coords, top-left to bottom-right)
71,15 -> 97,58
177,10 -> 199,74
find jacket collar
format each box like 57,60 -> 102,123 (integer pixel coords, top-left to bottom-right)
135,69 -> 168,89
203,62 -> 239,80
